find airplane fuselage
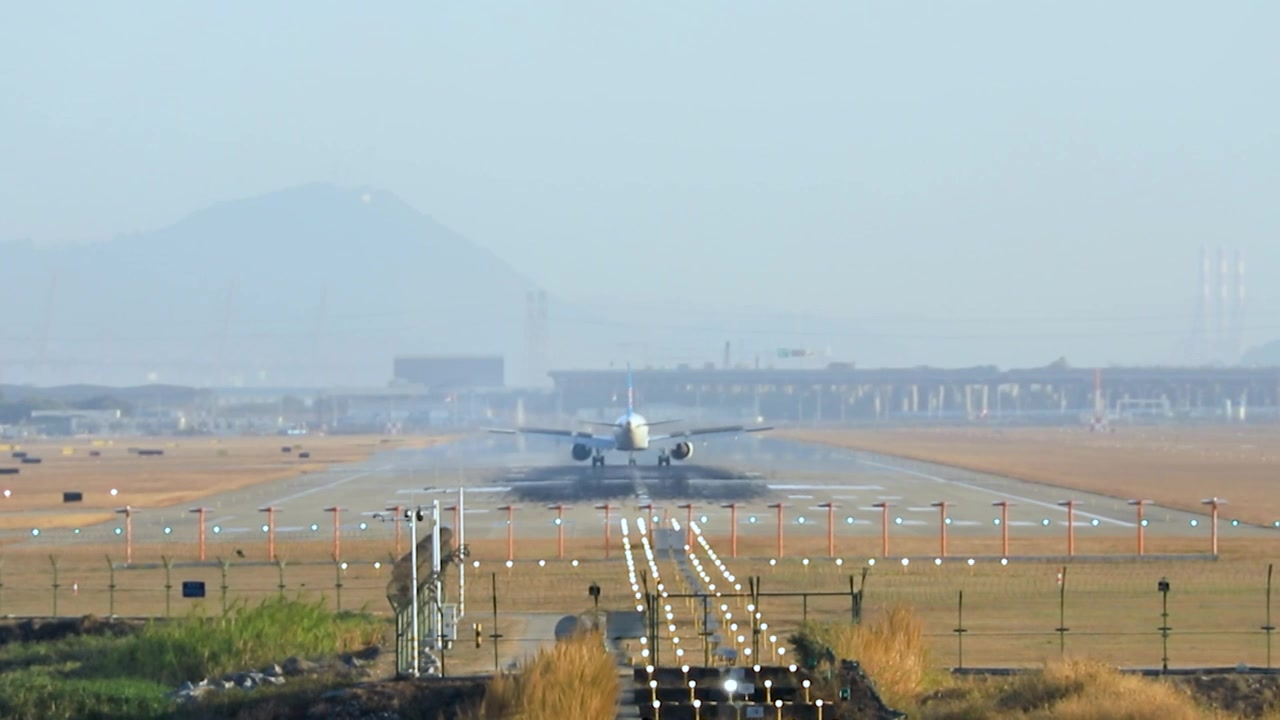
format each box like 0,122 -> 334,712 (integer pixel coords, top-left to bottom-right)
613,411 -> 650,451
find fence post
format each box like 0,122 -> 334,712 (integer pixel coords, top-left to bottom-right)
219,558 -> 231,614
1264,563 -> 1275,671
334,560 -> 344,612
1055,566 -> 1069,656
104,555 -> 116,617
1158,577 -> 1172,672
0,557 -> 5,615
954,590 -> 966,670
162,555 -> 174,618
276,558 -> 287,598
50,555 -> 60,617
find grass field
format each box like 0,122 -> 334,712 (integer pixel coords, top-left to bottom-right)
778,425 -> 1280,526
0,434 -> 450,516
4,533 -> 1275,670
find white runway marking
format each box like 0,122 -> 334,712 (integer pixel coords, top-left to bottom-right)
768,484 -> 883,491
860,459 -> 1135,528
787,494 -> 814,499
263,466 -> 389,506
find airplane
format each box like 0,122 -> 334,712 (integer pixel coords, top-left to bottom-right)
488,366 -> 772,466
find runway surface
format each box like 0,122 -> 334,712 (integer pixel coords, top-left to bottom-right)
11,433 -> 1273,551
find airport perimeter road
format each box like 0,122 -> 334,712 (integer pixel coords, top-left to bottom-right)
10,433 -> 1270,551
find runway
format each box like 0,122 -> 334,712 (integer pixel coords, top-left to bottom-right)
12,434 -> 1272,551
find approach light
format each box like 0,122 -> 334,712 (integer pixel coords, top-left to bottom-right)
1041,518 -> 1050,526
901,558 -> 909,567
31,528 -> 39,536
110,488 -> 118,496
114,527 -> 122,535
213,525 -> 222,534
700,515 -> 708,523
340,562 -> 348,570
1141,519 -> 1149,527
1000,558 -> 1009,566
868,558 -> 876,566
1091,518 -> 1100,527
374,562 -> 382,569
993,518 -> 1001,525
967,558 -> 975,566
749,516 -> 758,524
1190,519 -> 1199,527
505,560 -> 513,568
262,524 -> 270,533
845,516 -> 854,524
310,523 -> 319,532
945,517 -> 952,525
1231,519 -> 1240,527
798,516 -> 806,524
163,526 -> 172,535
934,558 -> 942,566
894,517 -> 903,525
359,522 -> 367,530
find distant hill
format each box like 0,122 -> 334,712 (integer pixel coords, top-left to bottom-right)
0,184 -> 542,386
1,183 -> 885,388
1241,340 -> 1280,367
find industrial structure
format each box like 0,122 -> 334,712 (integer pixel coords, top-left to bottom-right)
545,364 -> 1280,424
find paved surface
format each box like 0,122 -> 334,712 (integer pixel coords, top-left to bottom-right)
9,433 -> 1273,551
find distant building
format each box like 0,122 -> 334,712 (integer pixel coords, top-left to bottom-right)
392,355 -> 504,389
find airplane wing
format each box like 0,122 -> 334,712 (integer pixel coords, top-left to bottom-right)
487,427 -> 617,449
649,425 -> 774,442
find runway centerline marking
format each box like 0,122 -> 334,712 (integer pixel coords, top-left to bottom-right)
860,459 -> 1134,528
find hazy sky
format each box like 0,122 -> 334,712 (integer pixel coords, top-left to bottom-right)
2,3 -> 1277,368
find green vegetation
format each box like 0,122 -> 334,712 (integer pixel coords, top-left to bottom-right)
0,598 -> 385,720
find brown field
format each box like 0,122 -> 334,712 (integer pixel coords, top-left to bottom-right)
0,434 -> 452,516
2,534 -> 1277,670
778,425 -> 1280,526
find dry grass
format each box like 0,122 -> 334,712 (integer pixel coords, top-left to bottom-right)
779,426 -> 1280,526
460,630 -> 619,720
918,659 -> 1244,720
796,605 -> 929,709
0,434 -> 454,514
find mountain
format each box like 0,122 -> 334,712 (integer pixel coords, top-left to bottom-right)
1240,340 -> 1280,368
0,184 -> 542,387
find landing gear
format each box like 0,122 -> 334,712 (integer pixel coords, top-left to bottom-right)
591,451 -> 605,467
657,451 -> 671,467
627,455 -> 637,467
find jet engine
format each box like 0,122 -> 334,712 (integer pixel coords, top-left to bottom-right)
571,443 -> 592,462
671,441 -> 693,461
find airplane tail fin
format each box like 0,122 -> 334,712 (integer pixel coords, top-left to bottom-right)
626,363 -> 635,414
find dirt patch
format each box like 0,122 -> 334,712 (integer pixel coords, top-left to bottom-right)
0,615 -> 144,646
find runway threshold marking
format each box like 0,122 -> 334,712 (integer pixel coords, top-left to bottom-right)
860,458 -> 1134,528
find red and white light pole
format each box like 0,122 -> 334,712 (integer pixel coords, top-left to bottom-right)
385,505 -> 405,557
258,506 -> 280,561
115,506 -> 136,564
992,501 -> 1014,558
596,503 -> 614,559
819,502 -> 837,557
323,506 -> 345,562
1057,500 -> 1077,557
498,505 -> 518,561
1128,499 -> 1151,556
872,502 -> 892,558
721,503 -> 740,558
1202,497 -> 1227,556
930,501 -> 951,558
189,507 -> 211,562
548,503 -> 570,560
768,503 -> 787,558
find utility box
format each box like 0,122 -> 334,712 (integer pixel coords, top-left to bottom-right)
440,604 -> 458,641
182,581 -> 206,598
